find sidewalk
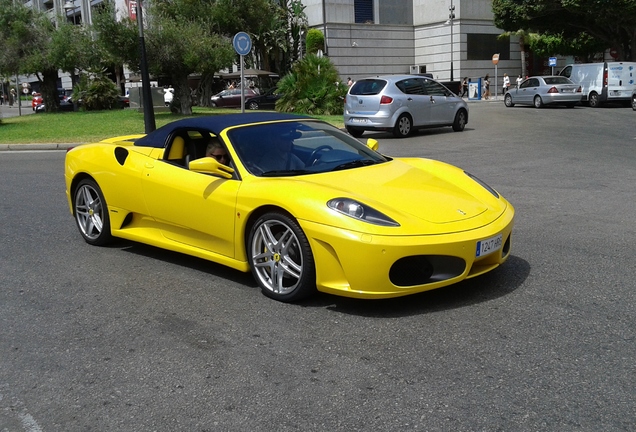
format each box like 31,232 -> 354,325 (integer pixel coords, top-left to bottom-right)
0,143 -> 77,151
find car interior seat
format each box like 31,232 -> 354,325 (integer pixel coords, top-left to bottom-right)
166,135 -> 186,166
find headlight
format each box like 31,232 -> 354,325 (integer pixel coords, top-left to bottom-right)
464,171 -> 499,198
327,198 -> 400,227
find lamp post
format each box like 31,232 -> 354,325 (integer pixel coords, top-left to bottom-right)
448,0 -> 455,82
136,0 -> 156,133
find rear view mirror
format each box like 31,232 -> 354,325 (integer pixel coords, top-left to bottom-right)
366,138 -> 379,151
188,157 -> 234,179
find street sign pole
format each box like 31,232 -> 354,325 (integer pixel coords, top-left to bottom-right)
492,53 -> 500,101
233,32 -> 252,113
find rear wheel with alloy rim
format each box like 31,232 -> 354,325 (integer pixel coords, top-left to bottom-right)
73,178 -> 112,246
248,212 -> 316,302
588,92 -> 601,108
632,94 -> 636,111
393,114 -> 412,138
533,95 -> 543,108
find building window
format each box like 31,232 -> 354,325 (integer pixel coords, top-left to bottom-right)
467,34 -> 510,60
355,0 -> 374,24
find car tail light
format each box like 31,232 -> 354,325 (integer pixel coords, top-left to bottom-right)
548,86 -> 558,94
576,86 -> 582,93
380,95 -> 393,104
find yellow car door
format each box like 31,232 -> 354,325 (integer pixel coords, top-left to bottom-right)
141,160 -> 240,258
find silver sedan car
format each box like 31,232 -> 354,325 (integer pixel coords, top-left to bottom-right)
504,76 -> 581,108
344,75 -> 469,138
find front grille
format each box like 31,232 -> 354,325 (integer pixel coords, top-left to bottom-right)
390,255 -> 466,287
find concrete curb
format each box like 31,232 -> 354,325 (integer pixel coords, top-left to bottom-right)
0,143 -> 79,151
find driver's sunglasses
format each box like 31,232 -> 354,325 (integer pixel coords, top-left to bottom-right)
210,153 -> 229,162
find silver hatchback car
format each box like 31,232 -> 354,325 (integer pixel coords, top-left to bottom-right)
344,75 -> 469,138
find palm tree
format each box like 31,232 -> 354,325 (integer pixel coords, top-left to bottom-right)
499,29 -> 537,78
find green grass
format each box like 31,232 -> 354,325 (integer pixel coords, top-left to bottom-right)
0,107 -> 345,144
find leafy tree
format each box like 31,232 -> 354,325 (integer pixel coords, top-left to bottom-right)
145,11 -> 235,114
493,0 -> 636,61
73,69 -> 120,110
305,29 -> 324,55
276,53 -> 347,115
91,1 -> 140,93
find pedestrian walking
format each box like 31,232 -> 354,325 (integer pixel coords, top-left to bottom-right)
9,88 -> 16,107
461,77 -> 468,97
483,75 -> 490,100
502,73 -> 510,94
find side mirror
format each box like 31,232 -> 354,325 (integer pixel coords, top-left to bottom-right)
366,138 -> 379,151
188,157 -> 234,179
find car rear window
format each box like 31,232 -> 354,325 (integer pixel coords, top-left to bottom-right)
543,77 -> 573,85
349,79 -> 387,96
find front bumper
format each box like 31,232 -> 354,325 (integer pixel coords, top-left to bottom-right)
301,205 -> 514,299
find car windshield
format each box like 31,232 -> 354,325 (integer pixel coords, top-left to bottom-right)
227,120 -> 389,177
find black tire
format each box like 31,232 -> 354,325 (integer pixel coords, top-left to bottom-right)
631,94 -> 636,111
393,113 -> 412,138
247,100 -> 259,110
533,95 -> 543,108
346,126 -> 364,138
73,178 -> 112,246
452,109 -> 467,132
248,212 -> 316,302
504,93 -> 514,107
588,92 -> 600,108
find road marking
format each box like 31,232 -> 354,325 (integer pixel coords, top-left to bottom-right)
18,412 -> 43,432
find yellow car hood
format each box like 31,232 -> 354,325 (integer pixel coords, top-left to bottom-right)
281,157 -> 507,234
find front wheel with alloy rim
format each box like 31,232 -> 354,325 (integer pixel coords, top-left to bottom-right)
452,109 -> 467,131
248,212 -> 316,302
393,114 -> 412,138
73,178 -> 112,246
504,93 -> 514,107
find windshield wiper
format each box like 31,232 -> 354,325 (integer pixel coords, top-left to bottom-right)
333,159 -> 379,171
261,169 -> 313,177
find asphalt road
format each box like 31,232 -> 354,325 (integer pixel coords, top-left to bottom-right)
1,102 -> 635,431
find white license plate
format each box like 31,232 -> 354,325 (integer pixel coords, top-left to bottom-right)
476,234 -> 503,257
562,88 -> 574,93
351,118 -> 368,124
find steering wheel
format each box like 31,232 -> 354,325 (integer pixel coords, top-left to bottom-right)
309,145 -> 333,165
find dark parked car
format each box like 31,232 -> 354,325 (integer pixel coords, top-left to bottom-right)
32,88 -> 72,111
210,88 -> 257,108
246,88 -> 281,110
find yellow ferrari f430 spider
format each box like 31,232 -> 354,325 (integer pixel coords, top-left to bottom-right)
65,113 -> 514,302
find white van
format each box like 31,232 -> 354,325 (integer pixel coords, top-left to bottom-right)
559,62 -> 636,107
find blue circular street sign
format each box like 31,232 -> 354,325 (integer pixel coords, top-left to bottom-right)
233,32 -> 252,56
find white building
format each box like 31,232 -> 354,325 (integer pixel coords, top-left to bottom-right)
17,0 -> 531,91
303,0 -> 522,84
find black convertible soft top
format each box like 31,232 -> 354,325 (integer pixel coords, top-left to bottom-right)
134,113 -> 310,148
